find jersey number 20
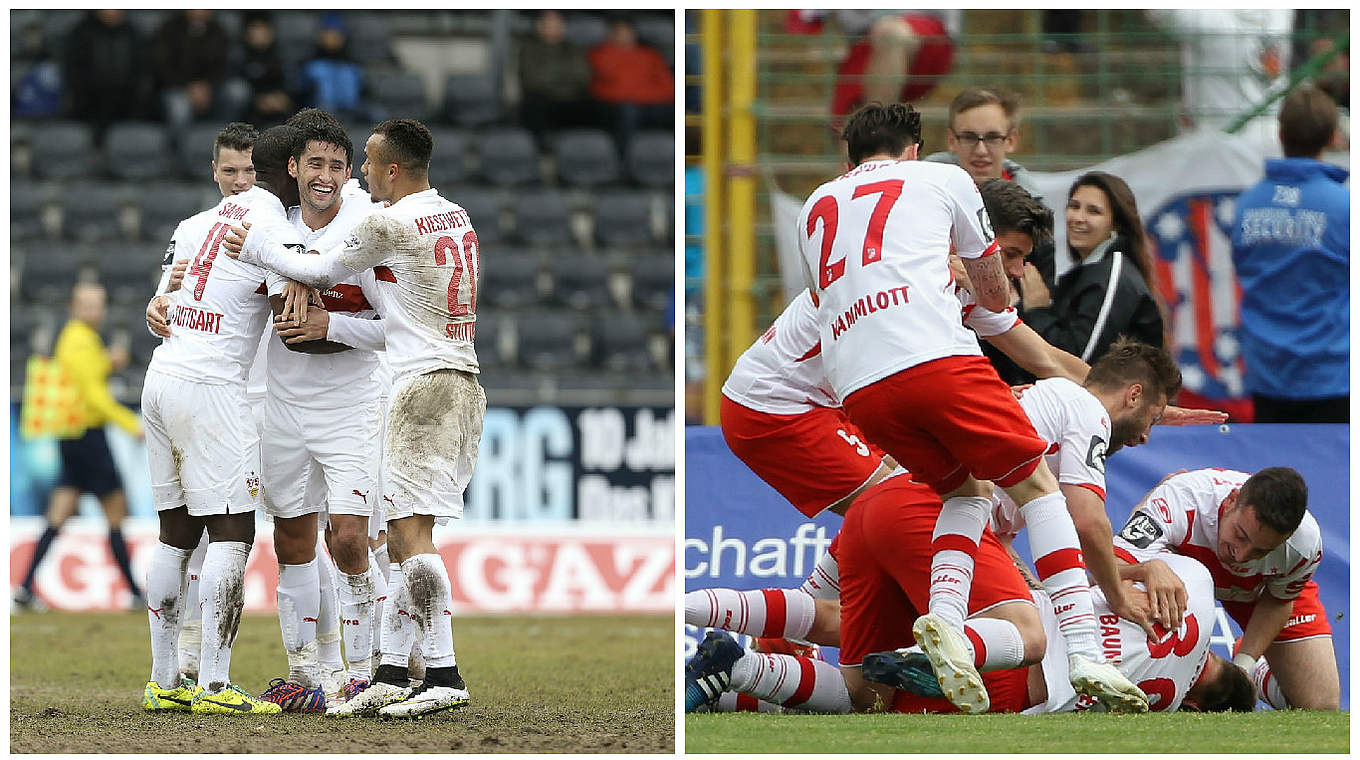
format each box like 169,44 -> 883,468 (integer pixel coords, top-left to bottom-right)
433,230 -> 479,317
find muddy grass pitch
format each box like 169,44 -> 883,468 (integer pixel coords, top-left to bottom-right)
11,611 -> 673,753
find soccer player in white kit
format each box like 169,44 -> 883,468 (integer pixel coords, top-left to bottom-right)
141,124 -> 305,715
1112,467 -> 1338,710
796,103 -> 1143,713
224,119 -> 483,719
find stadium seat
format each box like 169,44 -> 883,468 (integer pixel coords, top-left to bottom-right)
635,16 -> 675,52
11,182 -> 51,242
176,123 -> 223,180
475,128 -> 539,186
453,188 -> 503,243
369,71 -> 429,122
347,12 -> 393,64
591,311 -> 654,372
427,128 -> 470,185
39,10 -> 82,58
513,310 -> 585,370
470,311 -> 506,368
16,243 -> 91,305
139,183 -> 211,243
61,183 -> 129,242
126,9 -> 168,38
98,243 -> 162,305
629,256 -> 674,313
480,249 -> 544,310
548,253 -> 611,310
626,131 -> 674,187
274,11 -> 320,69
105,122 -> 173,182
564,13 -> 608,47
554,129 -> 621,188
508,189 -> 571,246
593,191 -> 655,248
30,121 -> 96,180
443,74 -> 502,127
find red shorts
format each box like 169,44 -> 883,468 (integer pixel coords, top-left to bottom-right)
832,13 -> 955,116
842,356 -> 1051,494
720,396 -> 886,517
1221,580 -> 1332,642
891,666 -> 1032,714
837,474 -> 1032,667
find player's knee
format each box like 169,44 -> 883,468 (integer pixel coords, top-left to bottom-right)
158,507 -> 203,550
206,513 -> 255,545
808,598 -> 842,647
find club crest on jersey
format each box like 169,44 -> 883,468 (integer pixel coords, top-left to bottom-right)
246,472 -> 261,499
1085,435 -> 1108,473
162,241 -> 176,266
1118,512 -> 1163,548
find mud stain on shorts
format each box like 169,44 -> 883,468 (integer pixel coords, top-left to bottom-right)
386,370 -> 485,494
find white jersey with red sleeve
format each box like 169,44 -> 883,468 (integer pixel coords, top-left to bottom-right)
796,159 -> 996,398
721,289 -> 837,414
990,378 -> 1109,537
1031,553 -> 1217,713
150,186 -> 303,385
1112,468 -> 1323,603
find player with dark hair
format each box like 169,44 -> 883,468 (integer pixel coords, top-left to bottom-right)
1114,466 -> 1338,710
224,118 -> 484,718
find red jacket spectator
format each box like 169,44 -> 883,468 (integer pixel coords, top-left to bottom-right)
588,20 -> 673,106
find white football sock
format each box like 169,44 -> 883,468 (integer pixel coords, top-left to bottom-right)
799,550 -> 841,601
146,541 -> 192,687
178,533 -> 208,680
928,495 -> 992,629
729,651 -> 850,713
712,691 -> 783,713
684,588 -> 817,641
1020,491 -> 1100,660
314,541 -> 344,676
338,569 -> 376,681
197,541 -> 250,693
276,559 -> 321,687
380,562 -> 418,669
368,550 -> 388,670
964,617 -> 1027,671
373,542 -> 391,584
1253,658 -> 1290,709
401,553 -> 458,669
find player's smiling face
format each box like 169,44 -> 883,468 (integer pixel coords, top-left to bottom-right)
1216,497 -> 1287,566
291,140 -> 350,213
213,147 -> 255,197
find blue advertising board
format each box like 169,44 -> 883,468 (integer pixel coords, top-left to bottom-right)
685,423 -> 1349,709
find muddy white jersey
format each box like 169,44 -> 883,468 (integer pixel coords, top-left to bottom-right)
991,378 -> 1110,537
1113,468 -> 1322,604
797,159 -> 996,398
1031,553 -> 1217,713
722,286 -> 1020,415
268,192 -> 387,410
150,186 -> 302,385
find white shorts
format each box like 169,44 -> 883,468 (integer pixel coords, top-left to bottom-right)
143,369 -> 262,517
382,369 -> 485,525
260,394 -> 382,521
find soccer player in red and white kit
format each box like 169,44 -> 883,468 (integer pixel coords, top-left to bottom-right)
224,119 -> 483,719
1112,467 -> 1339,710
141,124 -> 306,715
796,102 -> 1144,712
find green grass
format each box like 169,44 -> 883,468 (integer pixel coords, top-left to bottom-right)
685,710 -> 1350,753
11,611 -> 673,753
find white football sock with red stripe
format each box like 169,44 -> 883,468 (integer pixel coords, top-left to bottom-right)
963,618 -> 1027,671
798,550 -> 841,601
277,559 -> 321,687
684,588 -> 817,640
711,691 -> 784,713
1020,491 -> 1101,660
146,541 -> 192,687
928,496 -> 993,629
729,651 -> 850,714
1252,658 -> 1290,709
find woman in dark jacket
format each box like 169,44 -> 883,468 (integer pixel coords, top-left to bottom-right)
1019,171 -> 1168,363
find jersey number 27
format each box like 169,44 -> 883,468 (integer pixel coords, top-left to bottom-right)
807,180 -> 904,289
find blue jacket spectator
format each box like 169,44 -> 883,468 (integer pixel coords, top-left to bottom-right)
1230,84 -> 1349,422
298,12 -> 365,121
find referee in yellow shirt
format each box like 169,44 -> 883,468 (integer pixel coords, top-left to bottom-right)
15,282 -> 146,611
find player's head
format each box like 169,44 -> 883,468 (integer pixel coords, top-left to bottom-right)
978,178 -> 1052,280
842,102 -> 922,167
251,124 -> 302,208
1084,337 -> 1181,454
946,87 -> 1021,183
69,281 -> 107,327
363,118 -> 433,203
288,115 -> 352,215
1181,652 -> 1257,712
1217,467 -> 1308,565
1279,83 -> 1339,159
212,122 -> 258,197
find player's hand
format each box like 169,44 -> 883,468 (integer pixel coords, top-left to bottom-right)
222,221 -> 251,257
1110,584 -> 1158,640
1017,262 -> 1050,309
167,258 -> 189,292
1157,405 -> 1229,426
280,280 -> 314,324
1136,559 -> 1187,632
275,307 -> 331,344
146,295 -> 172,338
1009,383 -> 1033,400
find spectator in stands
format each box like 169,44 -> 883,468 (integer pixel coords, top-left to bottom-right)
588,15 -> 673,146
238,11 -> 294,127
518,10 -> 597,138
785,10 -> 958,134
154,10 -> 247,132
13,282 -> 145,613
1230,85 -> 1349,423
13,20 -> 62,119
1018,172 -> 1167,364
62,10 -> 153,144
298,12 -> 366,122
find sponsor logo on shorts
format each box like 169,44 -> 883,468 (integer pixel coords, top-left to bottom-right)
353,490 -> 368,505
1286,613 -> 1316,627
1118,512 -> 1163,549
1085,435 -> 1108,473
